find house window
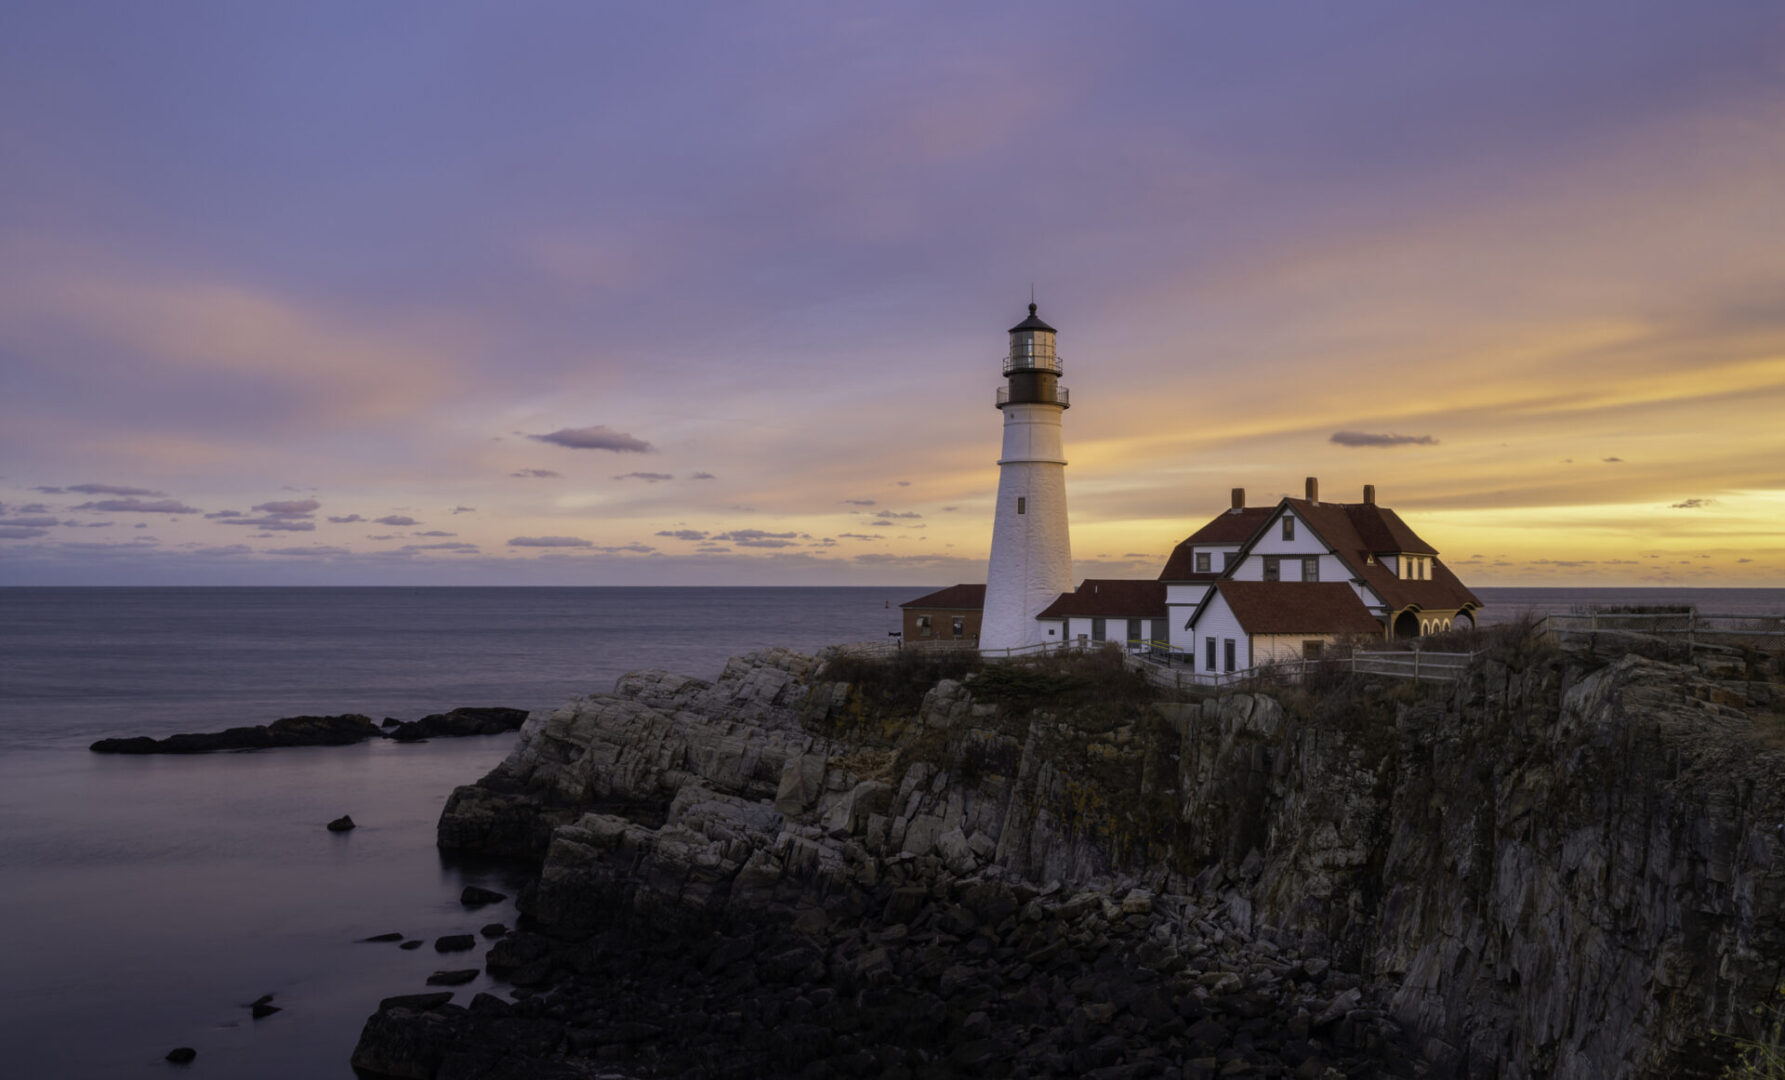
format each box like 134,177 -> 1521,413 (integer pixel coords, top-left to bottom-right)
1127,618 -> 1142,643
1223,638 -> 1236,672
1263,557 -> 1280,582
1017,497 -> 1026,515
1205,637 -> 1216,671
951,616 -> 964,638
1223,551 -> 1237,569
1091,617 -> 1106,642
1195,552 -> 1211,573
1282,517 -> 1295,541
916,615 -> 932,636
1302,557 -> 1319,582
1302,640 -> 1325,660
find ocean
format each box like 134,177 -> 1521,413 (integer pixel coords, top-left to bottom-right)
1,585 -> 1781,1078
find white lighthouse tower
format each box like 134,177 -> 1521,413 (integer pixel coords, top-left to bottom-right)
979,303 -> 1074,653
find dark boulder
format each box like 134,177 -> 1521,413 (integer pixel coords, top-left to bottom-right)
360,932 -> 405,943
327,815 -> 356,832
90,714 -> 382,754
400,939 -> 424,950
426,969 -> 480,986
165,1047 -> 196,1064
480,923 -> 508,939
379,992 -> 455,1012
435,934 -> 477,953
460,885 -> 507,908
386,707 -> 528,743
251,1004 -> 281,1019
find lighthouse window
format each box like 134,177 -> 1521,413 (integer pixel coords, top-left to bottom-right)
1282,517 -> 1295,541
1016,497 -> 1026,515
1195,552 -> 1211,573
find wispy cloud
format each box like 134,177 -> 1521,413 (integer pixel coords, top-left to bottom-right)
0,526 -> 49,539
414,530 -> 456,537
327,514 -> 364,523
1329,431 -> 1440,448
373,515 -> 418,526
528,426 -> 653,452
1670,497 -> 1715,509
656,529 -> 708,540
64,483 -> 166,496
507,536 -> 593,548
510,469 -> 560,479
265,545 -> 351,557
0,516 -> 59,527
72,498 -> 201,513
218,517 -> 315,531
689,472 -> 716,480
614,472 -> 674,482
251,498 -> 319,518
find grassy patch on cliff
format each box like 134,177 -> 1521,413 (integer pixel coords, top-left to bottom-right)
968,647 -> 1159,733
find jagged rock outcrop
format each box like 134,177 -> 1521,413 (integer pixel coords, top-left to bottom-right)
1175,651 -> 1785,1080
364,640 -> 1785,1080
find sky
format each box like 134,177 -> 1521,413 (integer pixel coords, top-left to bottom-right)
2,1 -> 1782,587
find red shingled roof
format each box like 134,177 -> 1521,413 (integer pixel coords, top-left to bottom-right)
900,583 -> 986,610
1159,507 -> 1273,579
1280,499 -> 1477,613
1036,579 -> 1168,619
1214,580 -> 1384,635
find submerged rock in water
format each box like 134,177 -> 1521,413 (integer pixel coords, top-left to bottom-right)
386,707 -> 529,743
326,815 -> 356,832
425,969 -> 479,986
459,885 -> 505,907
165,1047 -> 196,1064
359,932 -> 404,943
91,714 -> 384,754
434,934 -> 476,953
89,707 -> 528,754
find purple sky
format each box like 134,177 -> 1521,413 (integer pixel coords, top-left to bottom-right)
3,2 -> 1783,585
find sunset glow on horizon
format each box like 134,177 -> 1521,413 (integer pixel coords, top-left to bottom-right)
3,2 -> 1782,587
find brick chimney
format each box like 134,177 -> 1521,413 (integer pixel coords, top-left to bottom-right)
1305,476 -> 1319,504
1230,487 -> 1245,512
1363,483 -> 1376,505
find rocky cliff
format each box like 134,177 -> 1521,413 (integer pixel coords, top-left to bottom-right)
356,636 -> 1785,1080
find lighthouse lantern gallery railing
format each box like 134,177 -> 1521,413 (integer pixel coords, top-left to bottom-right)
996,385 -> 1069,408
1002,351 -> 1064,377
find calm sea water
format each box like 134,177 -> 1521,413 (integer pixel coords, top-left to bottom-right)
1,585 -> 1780,1078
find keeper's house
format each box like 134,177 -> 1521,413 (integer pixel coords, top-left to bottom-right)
904,477 -> 1480,678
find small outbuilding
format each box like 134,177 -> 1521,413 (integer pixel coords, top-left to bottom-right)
899,584 -> 986,644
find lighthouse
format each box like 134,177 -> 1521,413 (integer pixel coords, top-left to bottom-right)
979,303 -> 1074,653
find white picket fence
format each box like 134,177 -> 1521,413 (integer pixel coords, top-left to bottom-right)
1537,610 -> 1785,656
